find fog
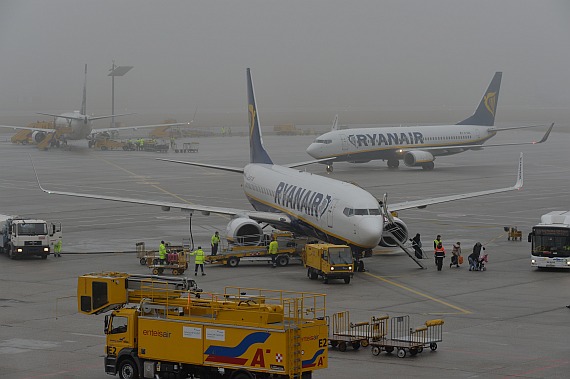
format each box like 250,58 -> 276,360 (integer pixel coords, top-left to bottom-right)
1,0 -> 569,127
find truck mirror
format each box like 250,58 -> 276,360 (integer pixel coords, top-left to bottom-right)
527,233 -> 532,243
104,315 -> 110,334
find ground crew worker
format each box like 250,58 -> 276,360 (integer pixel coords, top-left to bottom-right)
54,239 -> 62,258
211,231 -> 220,256
190,246 -> 206,275
159,240 -> 167,265
410,233 -> 423,259
434,242 -> 445,271
450,241 -> 461,268
434,235 -> 442,250
268,237 -> 279,268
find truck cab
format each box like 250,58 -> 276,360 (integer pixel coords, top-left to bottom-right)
0,216 -> 60,259
304,244 -> 354,284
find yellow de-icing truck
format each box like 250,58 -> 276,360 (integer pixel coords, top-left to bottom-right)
77,272 -> 328,379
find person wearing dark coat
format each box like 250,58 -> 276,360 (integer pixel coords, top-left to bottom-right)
469,242 -> 485,271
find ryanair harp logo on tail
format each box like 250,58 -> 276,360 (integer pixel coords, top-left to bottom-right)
484,91 -> 497,116
248,104 -> 256,141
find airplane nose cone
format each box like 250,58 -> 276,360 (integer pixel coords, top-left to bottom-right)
358,217 -> 383,248
306,143 -> 320,158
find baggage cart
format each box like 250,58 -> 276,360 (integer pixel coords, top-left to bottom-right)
370,315 -> 444,358
148,251 -> 188,275
504,226 -> 523,241
327,311 -> 389,352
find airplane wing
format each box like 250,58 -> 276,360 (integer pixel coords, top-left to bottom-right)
285,157 -> 338,169
88,113 -> 135,121
409,123 -> 553,153
91,122 -> 190,134
388,153 -> 523,212
36,112 -> 83,120
0,124 -> 56,133
31,158 -> 289,226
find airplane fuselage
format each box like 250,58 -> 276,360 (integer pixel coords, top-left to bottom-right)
307,124 -> 497,162
55,111 -> 93,140
242,164 -> 383,249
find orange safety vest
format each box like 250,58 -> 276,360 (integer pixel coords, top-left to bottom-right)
434,246 -> 445,257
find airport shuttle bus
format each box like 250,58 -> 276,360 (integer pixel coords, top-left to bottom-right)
528,211 -> 570,269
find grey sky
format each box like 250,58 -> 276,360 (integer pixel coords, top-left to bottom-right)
1,0 -> 568,126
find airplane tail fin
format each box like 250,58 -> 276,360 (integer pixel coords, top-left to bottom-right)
81,64 -> 87,116
247,68 -> 273,164
331,114 -> 339,131
457,72 -> 502,126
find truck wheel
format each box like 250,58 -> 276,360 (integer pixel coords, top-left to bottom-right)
344,276 -> 351,284
41,254 -> 48,260
118,359 -> 138,379
276,254 -> 289,267
227,256 -> 240,267
231,370 -> 255,379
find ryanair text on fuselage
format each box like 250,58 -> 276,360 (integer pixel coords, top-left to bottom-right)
274,182 -> 332,219
348,131 -> 424,148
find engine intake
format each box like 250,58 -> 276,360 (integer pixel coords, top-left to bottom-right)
32,131 -> 47,143
225,217 -> 264,246
379,217 -> 409,247
403,150 -> 434,167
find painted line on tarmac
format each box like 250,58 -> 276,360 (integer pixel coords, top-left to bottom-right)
364,272 -> 472,315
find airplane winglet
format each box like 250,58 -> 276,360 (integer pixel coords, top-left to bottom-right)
514,152 -> 523,189
30,155 -> 50,194
331,114 -> 339,131
534,123 -> 554,144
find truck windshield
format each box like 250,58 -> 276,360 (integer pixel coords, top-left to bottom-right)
328,247 -> 353,264
17,223 -> 47,235
532,227 -> 570,257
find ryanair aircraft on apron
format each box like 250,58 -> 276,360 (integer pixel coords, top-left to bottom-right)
35,69 -> 523,271
307,72 -> 552,173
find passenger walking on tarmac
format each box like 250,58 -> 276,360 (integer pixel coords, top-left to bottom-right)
450,242 -> 461,268
190,246 -> 206,276
434,235 -> 442,250
469,242 -> 485,271
268,237 -> 279,268
434,242 -> 445,271
211,231 -> 220,256
158,240 -> 167,265
54,239 -> 62,258
411,233 -> 423,259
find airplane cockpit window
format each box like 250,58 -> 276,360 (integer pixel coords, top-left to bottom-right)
369,209 -> 381,215
314,139 -> 332,144
343,208 -> 354,217
354,209 -> 369,215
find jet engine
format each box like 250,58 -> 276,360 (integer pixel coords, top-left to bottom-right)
32,131 -> 47,143
225,217 -> 264,246
379,216 -> 409,247
403,150 -> 434,167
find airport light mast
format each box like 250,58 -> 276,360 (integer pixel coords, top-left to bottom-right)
108,61 -> 133,128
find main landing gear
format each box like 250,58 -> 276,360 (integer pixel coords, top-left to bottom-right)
387,159 -> 400,169
326,164 -> 334,174
421,162 -> 435,170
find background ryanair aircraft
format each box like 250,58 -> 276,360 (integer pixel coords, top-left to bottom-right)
35,69 -> 524,271
307,72 -> 553,172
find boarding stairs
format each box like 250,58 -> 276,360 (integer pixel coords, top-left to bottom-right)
379,193 -> 426,269
384,226 -> 426,269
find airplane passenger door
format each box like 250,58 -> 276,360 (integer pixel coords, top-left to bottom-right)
340,134 -> 348,151
326,199 -> 338,228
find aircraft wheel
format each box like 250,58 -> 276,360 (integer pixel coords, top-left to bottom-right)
326,165 -> 333,174
422,162 -> 435,170
387,159 -> 399,168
